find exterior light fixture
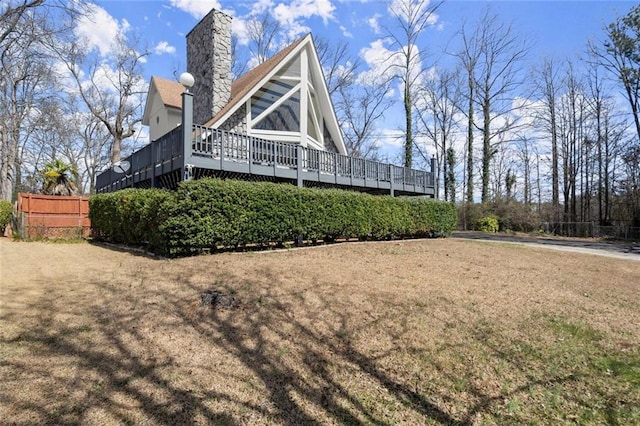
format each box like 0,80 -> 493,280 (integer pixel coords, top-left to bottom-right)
179,72 -> 195,92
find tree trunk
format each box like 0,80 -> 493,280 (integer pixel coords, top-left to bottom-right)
466,80 -> 474,203
404,84 -> 412,168
481,95 -> 491,203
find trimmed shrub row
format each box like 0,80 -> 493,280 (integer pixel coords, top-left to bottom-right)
89,189 -> 172,247
90,178 -> 457,256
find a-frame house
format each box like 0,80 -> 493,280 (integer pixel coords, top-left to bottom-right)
96,8 -> 435,197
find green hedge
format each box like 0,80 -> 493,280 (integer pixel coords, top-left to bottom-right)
89,189 -> 173,247
0,200 -> 12,234
90,179 -> 457,256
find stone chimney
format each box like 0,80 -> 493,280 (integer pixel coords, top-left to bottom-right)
186,9 -> 232,125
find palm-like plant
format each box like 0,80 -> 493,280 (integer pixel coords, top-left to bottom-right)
42,159 -> 79,196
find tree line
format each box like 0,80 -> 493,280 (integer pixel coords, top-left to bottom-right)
1,0 -> 146,198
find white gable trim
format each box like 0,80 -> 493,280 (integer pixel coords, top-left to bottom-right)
210,34 -> 347,155
305,36 -> 345,154
141,81 -> 159,126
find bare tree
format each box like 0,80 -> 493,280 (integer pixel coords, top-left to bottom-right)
588,4 -> 640,141
246,11 -> 281,66
621,144 -> 640,225
337,79 -> 393,160
515,134 -> 534,206
230,34 -> 247,79
454,18 -> 481,203
416,68 -> 461,200
77,113 -> 111,194
55,33 -> 149,164
0,0 -> 44,51
557,61 -> 587,222
471,10 -> 531,203
536,58 -> 562,218
445,146 -> 456,202
385,0 -> 443,168
314,36 -> 360,98
0,3 -> 57,200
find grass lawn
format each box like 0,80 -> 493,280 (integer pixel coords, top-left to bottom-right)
1,237 -> 639,424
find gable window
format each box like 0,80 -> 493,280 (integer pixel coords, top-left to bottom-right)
254,90 -> 300,132
238,42 -> 344,154
251,80 -> 295,118
323,119 -> 338,153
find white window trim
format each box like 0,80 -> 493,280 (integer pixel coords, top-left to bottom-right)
250,82 -> 302,127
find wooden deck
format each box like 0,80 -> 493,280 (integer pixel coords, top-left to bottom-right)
95,125 -> 436,197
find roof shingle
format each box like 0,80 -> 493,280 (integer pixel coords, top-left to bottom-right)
152,76 -> 184,109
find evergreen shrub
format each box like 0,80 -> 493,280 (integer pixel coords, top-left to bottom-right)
476,215 -> 499,233
90,178 -> 457,256
89,189 -> 173,246
0,200 -> 12,234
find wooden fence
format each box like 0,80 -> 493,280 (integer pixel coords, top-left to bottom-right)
17,193 -> 91,238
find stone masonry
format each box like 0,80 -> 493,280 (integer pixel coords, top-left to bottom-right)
186,9 -> 232,125
219,104 -> 247,133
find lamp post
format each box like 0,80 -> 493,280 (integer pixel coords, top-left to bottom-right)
180,72 -> 195,181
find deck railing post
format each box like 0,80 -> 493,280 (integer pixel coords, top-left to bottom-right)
248,136 -> 253,174
349,156 -> 353,186
181,89 -> 194,181
220,129 -> 224,170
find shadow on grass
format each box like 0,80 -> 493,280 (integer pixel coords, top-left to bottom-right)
1,258 -> 635,424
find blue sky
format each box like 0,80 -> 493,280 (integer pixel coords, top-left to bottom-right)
90,0 -> 635,79
83,0 -> 636,159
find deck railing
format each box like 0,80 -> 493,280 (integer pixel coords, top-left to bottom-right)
191,125 -> 434,189
96,125 -> 434,194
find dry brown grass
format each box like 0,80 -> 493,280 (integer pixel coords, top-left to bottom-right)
1,237 -> 639,425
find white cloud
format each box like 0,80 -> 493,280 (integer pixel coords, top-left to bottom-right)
154,41 -> 176,55
74,3 -> 126,56
273,0 -> 336,27
376,128 -> 405,149
367,14 -> 381,34
231,17 -> 250,45
169,0 -> 223,19
358,39 -> 400,85
340,25 -> 352,38
250,0 -> 275,15
283,21 -> 312,41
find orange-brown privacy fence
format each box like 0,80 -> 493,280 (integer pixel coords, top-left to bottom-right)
17,193 -> 91,238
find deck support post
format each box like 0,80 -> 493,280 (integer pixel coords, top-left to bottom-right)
431,155 -> 437,198
150,141 -> 156,188
296,145 -> 303,188
389,164 -> 395,197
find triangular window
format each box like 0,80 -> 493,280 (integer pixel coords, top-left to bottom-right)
323,119 -> 338,153
254,90 -> 301,132
251,80 -> 295,119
